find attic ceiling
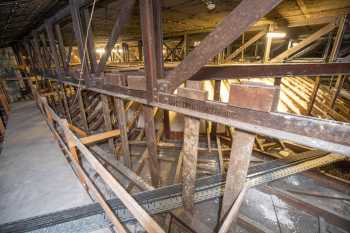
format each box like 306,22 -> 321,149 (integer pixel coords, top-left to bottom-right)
1,0 -> 350,48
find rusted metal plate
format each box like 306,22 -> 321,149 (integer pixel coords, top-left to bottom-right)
127,75 -> 146,91
229,83 -> 276,112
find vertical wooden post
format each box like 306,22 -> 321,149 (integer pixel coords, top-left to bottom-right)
178,82 -> 207,213
139,0 -> 164,186
220,83 -> 276,231
82,8 -> 98,73
55,24 -> 69,74
163,109 -> 171,139
61,119 -> 85,185
45,22 -> 63,78
143,105 -> 161,187
70,0 -> 91,81
264,25 -> 273,63
211,80 -> 221,137
114,96 -> 131,167
101,94 -> 116,154
78,90 -> 89,132
61,84 -> 72,123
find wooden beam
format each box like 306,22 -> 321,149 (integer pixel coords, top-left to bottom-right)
96,0 -> 135,75
59,119 -> 166,233
101,95 -> 116,153
220,129 -> 254,232
59,124 -> 128,233
264,25 -> 273,63
296,0 -> 310,18
219,185 -> 249,233
90,145 -> 153,191
45,22 -> 62,78
140,0 -> 162,100
143,105 -> 161,186
178,84 -> 207,213
220,83 -> 276,231
54,24 -> 69,74
61,84 -> 72,123
225,29 -> 267,62
69,123 -> 88,137
80,129 -> 120,145
69,0 -> 90,77
307,77 -> 321,115
82,8 -> 98,73
329,76 -> 346,108
114,96 -> 131,167
165,0 -> 283,91
77,90 -> 89,131
271,22 -> 337,62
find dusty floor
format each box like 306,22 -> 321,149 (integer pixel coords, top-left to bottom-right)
0,101 -> 92,224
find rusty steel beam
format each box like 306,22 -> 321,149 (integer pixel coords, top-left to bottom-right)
42,76 -> 350,156
165,0 -> 283,91
190,63 -> 350,80
140,0 -> 161,100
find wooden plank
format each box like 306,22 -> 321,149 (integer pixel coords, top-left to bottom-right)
90,145 -> 153,191
296,0 -> 310,18
69,123 -> 88,137
271,22 -> 337,62
225,29 -> 267,62
60,119 -> 166,233
219,185 -> 249,233
59,123 -> 128,233
80,129 -> 120,145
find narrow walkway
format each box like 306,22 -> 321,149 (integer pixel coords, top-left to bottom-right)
0,101 -> 91,224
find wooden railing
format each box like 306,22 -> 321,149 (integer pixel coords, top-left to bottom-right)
33,88 -> 165,233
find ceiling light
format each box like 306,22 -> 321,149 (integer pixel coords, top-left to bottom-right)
201,0 -> 215,10
96,48 -> 105,55
266,32 -> 286,38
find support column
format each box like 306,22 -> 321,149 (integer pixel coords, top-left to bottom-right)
178,82 -> 207,213
101,95 -> 115,153
143,105 -> 161,187
264,25 -> 273,63
220,83 -> 276,232
114,95 -> 131,167
45,22 -> 63,78
78,89 -> 89,132
61,84 -> 72,123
